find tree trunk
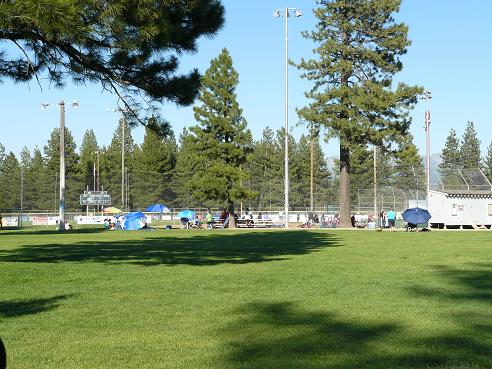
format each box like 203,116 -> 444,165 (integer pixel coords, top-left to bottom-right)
339,138 -> 351,228
228,201 -> 236,228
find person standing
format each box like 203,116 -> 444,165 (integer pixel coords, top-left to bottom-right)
205,209 -> 213,229
387,208 -> 396,232
379,210 -> 385,229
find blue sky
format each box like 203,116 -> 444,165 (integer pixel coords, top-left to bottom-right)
1,0 -> 491,159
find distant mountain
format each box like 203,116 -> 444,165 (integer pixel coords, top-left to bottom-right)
430,153 -> 442,169
327,156 -> 338,172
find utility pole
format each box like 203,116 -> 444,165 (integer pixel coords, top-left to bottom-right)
59,101 -> 66,231
310,123 -> 315,213
20,168 -> 24,226
121,115 -> 125,210
373,146 -> 377,226
41,100 -> 78,230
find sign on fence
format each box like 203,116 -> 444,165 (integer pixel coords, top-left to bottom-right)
3,217 -> 18,227
80,191 -> 112,206
76,216 -> 106,225
32,216 -> 48,225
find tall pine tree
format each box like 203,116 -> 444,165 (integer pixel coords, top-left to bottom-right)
439,129 -> 462,190
245,127 -> 282,211
460,121 -> 481,169
79,130 -> 99,191
188,48 -> 254,227
172,128 -> 202,208
294,0 -> 421,226
393,134 -> 425,191
132,126 -> 177,208
100,119 -> 135,209
484,141 -> 492,183
0,152 -> 21,211
43,127 -> 82,210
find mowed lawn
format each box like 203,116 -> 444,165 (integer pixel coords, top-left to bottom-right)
0,228 -> 490,369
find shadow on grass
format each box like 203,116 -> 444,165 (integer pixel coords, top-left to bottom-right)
221,302 -> 491,369
407,263 -> 492,303
0,295 -> 71,318
0,228 -> 105,236
0,231 -> 340,266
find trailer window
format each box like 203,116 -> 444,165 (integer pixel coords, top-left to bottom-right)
451,204 -> 458,216
488,204 -> 492,216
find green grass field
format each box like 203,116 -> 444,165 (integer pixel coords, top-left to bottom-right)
0,228 -> 490,369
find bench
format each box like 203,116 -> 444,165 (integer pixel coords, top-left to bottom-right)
254,219 -> 274,228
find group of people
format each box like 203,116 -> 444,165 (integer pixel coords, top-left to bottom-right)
379,209 -> 397,231
104,218 -> 121,230
180,208 -> 263,229
55,220 -> 73,231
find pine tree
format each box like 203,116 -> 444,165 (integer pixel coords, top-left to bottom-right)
132,126 -> 177,208
349,144 -> 374,198
312,133 -> 335,208
79,130 -> 99,190
294,0 -> 422,227
290,133 -> 332,209
393,134 -> 425,191
0,1 -> 225,126
28,147 -> 53,211
43,127 -> 82,210
18,147 -> 32,210
439,129 -> 461,170
0,143 -> 5,166
172,128 -> 202,208
267,128 -> 297,210
100,119 -> 135,209
0,152 -> 21,211
188,48 -> 254,227
439,129 -> 462,190
243,127 -> 282,211
484,141 -> 492,183
460,121 -> 481,169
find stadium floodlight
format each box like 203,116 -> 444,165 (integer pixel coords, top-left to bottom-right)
420,90 -> 432,197
273,7 -> 302,229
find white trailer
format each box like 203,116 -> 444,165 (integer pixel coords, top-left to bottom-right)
428,190 -> 492,229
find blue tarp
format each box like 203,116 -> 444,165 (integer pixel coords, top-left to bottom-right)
123,212 -> 147,230
145,204 -> 170,213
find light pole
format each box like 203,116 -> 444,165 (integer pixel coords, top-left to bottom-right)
92,150 -> 100,213
42,100 -> 79,231
373,146 -> 378,224
93,150 -> 100,192
109,108 -> 127,210
421,91 -> 432,204
274,7 -> 302,229
309,122 -> 319,213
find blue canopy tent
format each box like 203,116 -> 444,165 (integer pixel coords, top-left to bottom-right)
145,204 -> 170,213
123,212 -> 147,230
178,209 -> 195,220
